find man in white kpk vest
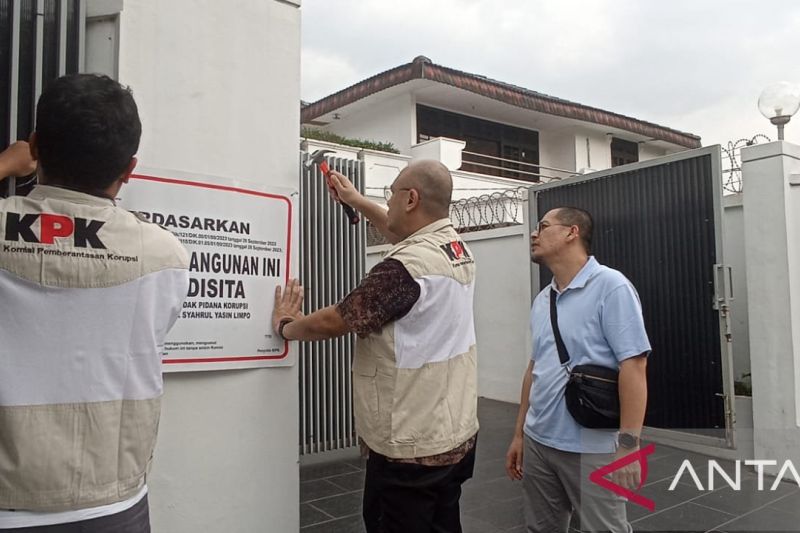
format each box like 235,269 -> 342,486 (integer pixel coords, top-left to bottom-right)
273,160 -> 479,533
0,74 -> 189,532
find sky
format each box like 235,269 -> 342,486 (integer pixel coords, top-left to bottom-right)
300,0 -> 800,149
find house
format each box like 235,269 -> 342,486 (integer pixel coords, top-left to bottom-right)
301,55 -> 701,182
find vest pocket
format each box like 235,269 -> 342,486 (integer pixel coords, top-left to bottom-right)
353,356 -> 377,378
353,357 -> 380,424
390,369 -> 451,446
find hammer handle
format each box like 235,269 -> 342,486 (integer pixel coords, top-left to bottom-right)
320,161 -> 361,225
340,202 -> 361,225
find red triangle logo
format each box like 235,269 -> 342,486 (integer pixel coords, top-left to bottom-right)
589,443 -> 656,511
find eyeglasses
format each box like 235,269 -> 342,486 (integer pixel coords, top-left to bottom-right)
384,186 -> 412,201
535,221 -> 572,234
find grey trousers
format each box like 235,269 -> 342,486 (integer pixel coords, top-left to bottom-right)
0,495 -> 150,533
522,436 -> 632,533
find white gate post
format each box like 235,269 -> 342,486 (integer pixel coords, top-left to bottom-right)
741,141 -> 800,476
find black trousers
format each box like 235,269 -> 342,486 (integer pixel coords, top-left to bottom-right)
363,443 -> 477,533
0,494 -> 150,533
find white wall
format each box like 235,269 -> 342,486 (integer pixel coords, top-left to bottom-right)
638,142 -> 669,161
539,129 -> 577,176
365,246 -> 384,272
114,1 -> 301,531
85,0 -> 121,78
411,137 -> 465,171
324,92 -> 416,154
722,194 -> 750,381
574,130 -> 612,172
464,227 -> 533,402
361,149 -> 409,200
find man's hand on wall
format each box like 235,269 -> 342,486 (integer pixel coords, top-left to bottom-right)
272,278 -> 305,336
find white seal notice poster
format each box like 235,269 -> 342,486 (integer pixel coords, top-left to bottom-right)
118,170 -> 295,371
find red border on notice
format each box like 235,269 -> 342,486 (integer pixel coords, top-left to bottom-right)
130,174 -> 292,364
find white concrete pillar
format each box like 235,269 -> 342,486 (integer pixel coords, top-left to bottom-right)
741,141 -> 800,475
410,137 -> 466,171
112,1 -> 301,531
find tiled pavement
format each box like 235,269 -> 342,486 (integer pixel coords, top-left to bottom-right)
300,399 -> 800,532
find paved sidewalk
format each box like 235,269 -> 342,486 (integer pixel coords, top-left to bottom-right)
300,398 -> 800,533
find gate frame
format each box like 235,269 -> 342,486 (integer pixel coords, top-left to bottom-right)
527,145 -> 736,450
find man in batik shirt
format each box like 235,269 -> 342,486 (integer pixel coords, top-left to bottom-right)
273,160 -> 479,533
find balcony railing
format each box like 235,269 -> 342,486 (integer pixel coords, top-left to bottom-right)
460,150 -> 574,182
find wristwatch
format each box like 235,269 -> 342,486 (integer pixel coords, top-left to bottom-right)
618,432 -> 641,449
277,318 -> 294,340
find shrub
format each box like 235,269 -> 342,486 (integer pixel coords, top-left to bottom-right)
301,128 -> 400,154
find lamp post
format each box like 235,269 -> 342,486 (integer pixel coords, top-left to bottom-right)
758,82 -> 800,141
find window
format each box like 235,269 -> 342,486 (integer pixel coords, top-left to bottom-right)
416,105 -> 540,181
611,137 -> 639,167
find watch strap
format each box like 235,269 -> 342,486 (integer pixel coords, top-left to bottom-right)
618,432 -> 641,449
278,318 -> 294,339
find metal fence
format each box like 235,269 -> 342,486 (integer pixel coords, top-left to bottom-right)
367,186 -> 530,247
299,152 -> 366,455
1,0 -> 85,197
450,187 -> 528,231
721,135 -> 771,194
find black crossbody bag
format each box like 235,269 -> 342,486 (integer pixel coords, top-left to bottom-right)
549,289 -> 620,430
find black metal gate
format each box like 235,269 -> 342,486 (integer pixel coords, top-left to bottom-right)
531,147 -> 732,442
1,0 -> 85,197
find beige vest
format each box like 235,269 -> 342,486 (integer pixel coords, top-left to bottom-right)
353,219 -> 479,459
0,186 -> 189,511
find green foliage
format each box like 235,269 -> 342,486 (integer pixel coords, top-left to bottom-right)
301,127 -> 400,154
734,372 -> 752,396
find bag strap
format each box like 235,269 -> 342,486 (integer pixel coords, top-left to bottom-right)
549,288 -> 571,366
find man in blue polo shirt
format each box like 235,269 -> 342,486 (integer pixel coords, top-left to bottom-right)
505,207 -> 650,533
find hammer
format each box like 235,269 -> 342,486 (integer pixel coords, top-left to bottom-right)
305,149 -> 360,225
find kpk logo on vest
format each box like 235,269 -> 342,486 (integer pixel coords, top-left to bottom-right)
4,211 -> 106,248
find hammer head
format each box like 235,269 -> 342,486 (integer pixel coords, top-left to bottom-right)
305,149 -> 335,169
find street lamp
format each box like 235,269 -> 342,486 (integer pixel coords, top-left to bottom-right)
758,82 -> 800,141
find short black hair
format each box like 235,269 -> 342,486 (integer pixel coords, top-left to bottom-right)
555,206 -> 593,253
35,74 -> 141,189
